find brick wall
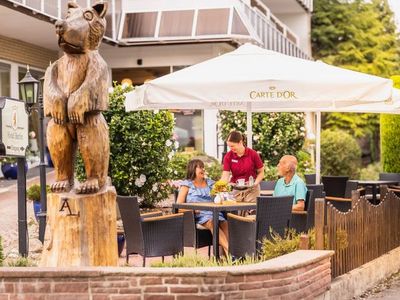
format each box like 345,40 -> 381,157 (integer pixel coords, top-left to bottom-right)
0,35 -> 58,69
0,250 -> 333,299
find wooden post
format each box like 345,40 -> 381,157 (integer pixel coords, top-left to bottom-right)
40,184 -> 118,267
315,198 -> 325,250
351,189 -> 360,209
299,234 -> 309,250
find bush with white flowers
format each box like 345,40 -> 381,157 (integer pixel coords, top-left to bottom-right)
219,111 -> 306,167
75,84 -> 175,207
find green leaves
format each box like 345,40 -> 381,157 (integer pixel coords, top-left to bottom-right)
75,83 -> 175,207
321,129 -> 362,178
219,111 -> 306,166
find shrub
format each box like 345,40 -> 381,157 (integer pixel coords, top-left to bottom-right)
0,236 -> 3,266
321,129 -> 361,178
6,257 -> 35,267
359,162 -> 382,180
151,253 -> 257,267
168,151 -> 222,181
219,111 -> 306,166
75,84 -> 175,207
381,114 -> 400,172
26,184 -> 51,202
260,229 -> 301,260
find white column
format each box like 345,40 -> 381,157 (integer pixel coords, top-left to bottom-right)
246,103 -> 252,148
203,109 -> 218,159
10,63 -> 19,99
316,111 -> 321,184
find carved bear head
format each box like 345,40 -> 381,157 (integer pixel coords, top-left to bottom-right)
55,1 -> 107,54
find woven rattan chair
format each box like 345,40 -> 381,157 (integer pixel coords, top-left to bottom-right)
174,190 -> 212,256
259,180 -> 276,190
289,190 -> 313,233
325,181 -> 359,212
304,173 -> 316,184
227,195 -> 293,257
117,195 -> 184,266
305,184 -> 325,230
322,176 -> 349,198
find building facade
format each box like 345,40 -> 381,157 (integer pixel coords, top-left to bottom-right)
0,0 -> 313,158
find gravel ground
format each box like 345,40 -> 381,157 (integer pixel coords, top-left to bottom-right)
355,271 -> 400,299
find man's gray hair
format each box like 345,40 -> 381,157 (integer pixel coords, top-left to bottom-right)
282,155 -> 298,173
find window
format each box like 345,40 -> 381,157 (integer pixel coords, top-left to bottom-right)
159,10 -> 194,37
122,12 -> 158,38
196,9 -> 229,35
0,63 -> 10,97
173,110 -> 204,152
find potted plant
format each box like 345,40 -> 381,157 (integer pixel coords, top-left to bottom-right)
27,184 -> 50,221
210,180 -> 232,203
1,157 -> 28,180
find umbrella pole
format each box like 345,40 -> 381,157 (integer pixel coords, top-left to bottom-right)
316,111 -> 321,184
246,103 -> 252,148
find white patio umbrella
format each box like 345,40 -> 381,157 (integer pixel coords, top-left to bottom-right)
125,43 -> 396,182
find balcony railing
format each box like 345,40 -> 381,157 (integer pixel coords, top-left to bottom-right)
297,0 -> 313,12
2,0 -> 310,59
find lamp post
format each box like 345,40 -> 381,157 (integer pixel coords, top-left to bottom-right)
18,66 -> 47,244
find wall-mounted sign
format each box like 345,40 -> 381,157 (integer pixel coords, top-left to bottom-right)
0,97 -> 29,157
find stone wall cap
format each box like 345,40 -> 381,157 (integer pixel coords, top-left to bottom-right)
0,250 -> 333,278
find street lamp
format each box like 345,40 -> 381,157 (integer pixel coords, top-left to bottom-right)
18,66 -> 47,243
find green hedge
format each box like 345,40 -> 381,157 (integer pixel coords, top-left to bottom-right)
381,114 -> 400,172
321,129 -> 361,178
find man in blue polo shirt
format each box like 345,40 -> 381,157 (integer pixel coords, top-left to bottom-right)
273,155 -> 307,211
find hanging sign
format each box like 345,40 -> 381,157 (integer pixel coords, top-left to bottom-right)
0,97 -> 29,157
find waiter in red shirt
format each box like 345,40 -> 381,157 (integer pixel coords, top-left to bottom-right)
221,130 -> 264,202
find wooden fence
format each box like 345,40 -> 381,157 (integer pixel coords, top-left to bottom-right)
318,190 -> 400,278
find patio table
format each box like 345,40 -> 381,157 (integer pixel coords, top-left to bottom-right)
260,190 -> 273,196
172,201 -> 256,258
351,180 -> 399,204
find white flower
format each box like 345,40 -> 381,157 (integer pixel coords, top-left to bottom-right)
273,150 -> 278,156
253,135 -> 260,141
135,178 -> 142,187
153,109 -> 159,114
152,183 -> 158,192
139,174 -> 146,183
174,170 -> 178,175
108,87 -> 114,93
300,127 -> 305,131
168,152 -> 174,160
165,140 -> 173,147
121,82 -> 129,89
142,142 -> 146,146
174,141 -> 179,149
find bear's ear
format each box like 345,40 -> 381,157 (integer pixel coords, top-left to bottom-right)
92,2 -> 108,18
67,1 -> 79,9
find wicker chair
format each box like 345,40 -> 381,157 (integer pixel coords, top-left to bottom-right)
305,184 -> 325,230
227,195 -> 293,257
117,195 -> 184,266
289,190 -> 313,233
304,173 -> 316,185
379,172 -> 400,182
259,180 -> 276,190
325,181 -> 359,212
174,190 -> 212,256
322,176 -> 349,198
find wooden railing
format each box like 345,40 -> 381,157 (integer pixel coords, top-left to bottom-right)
316,189 -> 400,278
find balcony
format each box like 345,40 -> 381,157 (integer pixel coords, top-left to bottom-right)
0,0 -> 310,59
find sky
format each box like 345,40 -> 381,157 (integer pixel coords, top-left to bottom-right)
388,0 -> 400,27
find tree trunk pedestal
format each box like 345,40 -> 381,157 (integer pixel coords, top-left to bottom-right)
41,184 -> 118,267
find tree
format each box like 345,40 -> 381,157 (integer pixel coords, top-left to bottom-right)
313,0 -> 400,163
380,75 -> 400,172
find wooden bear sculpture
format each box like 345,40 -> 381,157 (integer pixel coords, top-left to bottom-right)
43,1 -> 109,194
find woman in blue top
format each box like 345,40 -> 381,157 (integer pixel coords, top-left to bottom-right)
177,159 -> 229,255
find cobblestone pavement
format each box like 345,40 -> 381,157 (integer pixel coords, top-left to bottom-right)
356,271 -> 400,299
0,167 -> 55,263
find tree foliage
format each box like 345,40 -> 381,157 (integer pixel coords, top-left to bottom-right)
321,129 -> 361,178
313,0 -> 400,159
75,84 -> 175,207
380,75 -> 400,172
219,111 -> 306,166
